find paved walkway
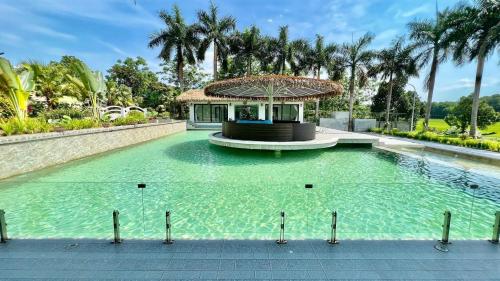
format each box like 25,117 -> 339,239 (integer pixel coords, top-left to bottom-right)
1,239 -> 499,280
368,133 -> 500,166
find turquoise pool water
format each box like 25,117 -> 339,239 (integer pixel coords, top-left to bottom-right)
0,130 -> 499,240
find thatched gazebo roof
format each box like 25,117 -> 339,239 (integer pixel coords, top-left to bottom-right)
176,89 -> 246,102
204,75 -> 343,101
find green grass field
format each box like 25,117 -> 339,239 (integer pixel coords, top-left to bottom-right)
415,119 -> 500,139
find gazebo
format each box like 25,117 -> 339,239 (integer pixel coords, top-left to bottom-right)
204,75 -> 342,142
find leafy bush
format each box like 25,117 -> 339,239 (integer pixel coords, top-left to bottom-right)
369,127 -> 499,152
158,111 -> 171,119
444,95 -> 498,133
60,118 -> 99,130
43,108 -> 86,120
112,111 -> 147,126
0,118 -> 53,136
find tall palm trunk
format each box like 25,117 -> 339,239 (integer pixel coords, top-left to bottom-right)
315,65 -> 321,121
385,72 -> 394,129
347,66 -> 356,132
213,41 -> 218,81
424,53 -> 438,131
177,47 -> 184,92
469,51 -> 485,138
246,56 -> 252,76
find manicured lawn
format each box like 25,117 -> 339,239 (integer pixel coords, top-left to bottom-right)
415,118 -> 500,139
415,119 -> 449,131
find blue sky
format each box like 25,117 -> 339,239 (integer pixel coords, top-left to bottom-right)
0,0 -> 498,101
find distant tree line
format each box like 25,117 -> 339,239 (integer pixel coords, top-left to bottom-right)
148,0 -> 498,137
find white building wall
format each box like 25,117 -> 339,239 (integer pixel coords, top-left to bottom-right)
298,102 -> 304,122
188,104 -> 195,123
228,103 -> 235,120
188,101 -> 305,123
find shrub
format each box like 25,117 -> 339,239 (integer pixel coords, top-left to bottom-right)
43,108 -> 86,120
0,118 -> 53,136
369,127 -> 383,133
60,118 -> 99,130
369,126 -> 499,152
112,111 -> 147,126
159,111 -> 171,119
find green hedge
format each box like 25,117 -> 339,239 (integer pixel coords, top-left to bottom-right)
0,118 -> 53,136
370,128 -> 499,152
60,118 -> 100,130
112,111 -> 148,126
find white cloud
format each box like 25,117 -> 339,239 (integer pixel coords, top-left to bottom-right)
23,24 -> 77,41
201,43 -> 214,77
395,4 -> 431,18
439,77 -> 500,92
267,18 -> 273,23
4,0 -> 161,29
96,39 -> 129,57
372,28 -> 400,48
0,32 -> 22,44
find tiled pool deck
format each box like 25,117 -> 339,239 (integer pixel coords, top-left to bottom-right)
1,239 -> 499,280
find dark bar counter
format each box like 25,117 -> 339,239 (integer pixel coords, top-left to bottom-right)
222,121 -> 316,142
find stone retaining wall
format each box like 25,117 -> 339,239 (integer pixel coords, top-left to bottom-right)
0,121 -> 186,179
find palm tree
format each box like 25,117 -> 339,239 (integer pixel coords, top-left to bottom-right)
310,35 -> 336,118
275,25 -> 290,74
229,26 -> 263,76
0,57 -> 35,121
194,1 -> 235,81
333,33 -> 375,131
408,9 -> 452,131
288,39 -> 313,76
28,61 -> 67,109
446,0 -> 499,138
370,37 -> 419,128
311,35 -> 336,79
66,60 -> 107,120
149,5 -> 199,91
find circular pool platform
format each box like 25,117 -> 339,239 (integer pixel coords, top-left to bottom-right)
209,132 -> 338,150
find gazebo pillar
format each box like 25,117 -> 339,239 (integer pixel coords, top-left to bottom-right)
268,95 -> 273,122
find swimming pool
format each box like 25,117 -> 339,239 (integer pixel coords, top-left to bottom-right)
0,131 -> 499,240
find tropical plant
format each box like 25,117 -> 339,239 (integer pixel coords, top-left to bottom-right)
65,60 -> 107,119
370,37 -> 419,128
288,39 -> 313,76
311,35 -> 336,79
408,9 -> 452,131
228,26 -> 264,76
194,1 -> 235,81
445,0 -> 499,138
106,57 -> 158,98
444,94 -> 498,133
0,57 -> 36,121
332,33 -> 375,131
274,25 -> 290,74
0,117 -> 52,135
0,95 -> 12,118
105,81 -> 133,106
29,61 -> 68,109
149,5 -> 199,91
